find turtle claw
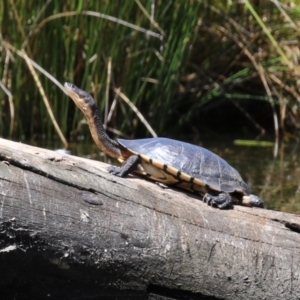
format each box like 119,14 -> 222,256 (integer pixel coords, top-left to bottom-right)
107,166 -> 124,177
203,192 -> 233,209
107,155 -> 140,178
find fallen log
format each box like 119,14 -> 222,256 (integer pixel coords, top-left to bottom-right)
0,137 -> 300,300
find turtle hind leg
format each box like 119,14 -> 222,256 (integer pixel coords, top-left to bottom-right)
107,155 -> 140,177
203,192 -> 233,209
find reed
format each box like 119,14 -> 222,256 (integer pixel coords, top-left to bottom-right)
0,0 -> 299,143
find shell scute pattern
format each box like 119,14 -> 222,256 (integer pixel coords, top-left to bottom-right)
118,137 -> 250,195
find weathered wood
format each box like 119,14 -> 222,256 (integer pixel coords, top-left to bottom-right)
0,137 -> 300,300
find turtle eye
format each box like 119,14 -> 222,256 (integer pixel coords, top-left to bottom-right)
64,82 -> 74,89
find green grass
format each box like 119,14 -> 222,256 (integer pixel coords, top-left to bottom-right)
0,0 -> 300,144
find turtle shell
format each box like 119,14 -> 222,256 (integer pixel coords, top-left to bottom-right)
117,137 -> 251,196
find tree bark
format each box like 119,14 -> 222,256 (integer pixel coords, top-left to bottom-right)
0,137 -> 300,300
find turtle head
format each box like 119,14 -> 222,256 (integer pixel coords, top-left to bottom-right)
64,82 -> 95,112
64,82 -> 121,158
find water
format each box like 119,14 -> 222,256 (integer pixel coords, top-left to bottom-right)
36,137 -> 300,214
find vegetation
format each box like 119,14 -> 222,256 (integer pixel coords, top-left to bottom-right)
0,0 -> 300,146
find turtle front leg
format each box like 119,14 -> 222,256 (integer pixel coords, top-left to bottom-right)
107,155 -> 140,177
203,192 -> 233,209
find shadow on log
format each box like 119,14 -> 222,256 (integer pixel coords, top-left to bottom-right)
0,138 -> 300,300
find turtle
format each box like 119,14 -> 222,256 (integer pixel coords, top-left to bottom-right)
64,82 -> 264,209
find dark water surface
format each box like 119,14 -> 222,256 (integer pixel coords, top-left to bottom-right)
36,137 -> 300,214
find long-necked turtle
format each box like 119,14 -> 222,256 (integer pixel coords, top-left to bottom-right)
64,82 -> 264,209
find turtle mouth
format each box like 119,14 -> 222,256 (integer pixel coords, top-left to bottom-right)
64,82 -> 79,98
64,82 -> 90,105
64,82 -> 75,89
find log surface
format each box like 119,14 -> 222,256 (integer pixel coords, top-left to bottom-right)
0,138 -> 300,300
